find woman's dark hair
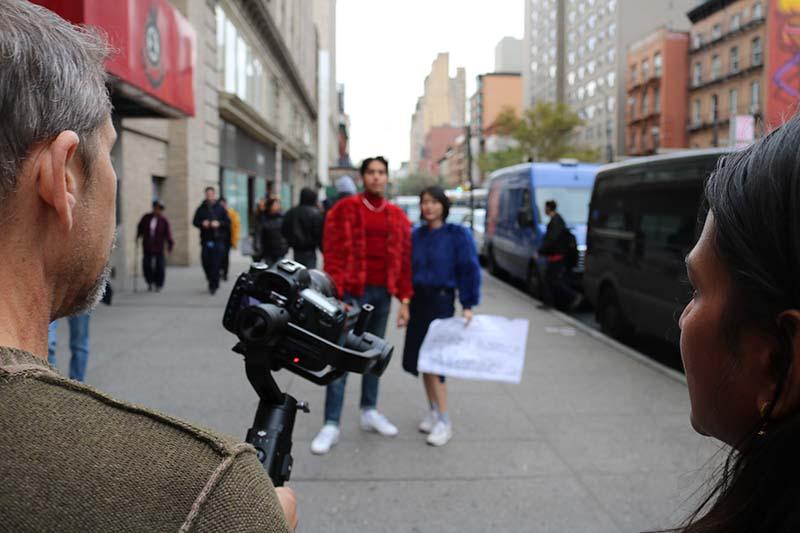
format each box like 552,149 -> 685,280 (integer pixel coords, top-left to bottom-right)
265,197 -> 281,215
545,200 -> 557,212
668,115 -> 800,532
419,186 -> 450,222
360,156 -> 389,176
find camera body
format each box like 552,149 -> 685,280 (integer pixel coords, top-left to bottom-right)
223,259 -> 392,384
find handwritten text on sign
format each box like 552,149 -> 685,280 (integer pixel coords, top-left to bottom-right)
417,315 -> 529,384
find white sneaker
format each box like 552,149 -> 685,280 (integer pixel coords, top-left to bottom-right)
310,424 -> 340,455
418,410 -> 438,434
426,421 -> 452,447
360,409 -> 399,437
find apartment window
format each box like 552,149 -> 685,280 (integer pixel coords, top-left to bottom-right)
730,46 -> 740,73
607,71 -> 615,87
642,59 -> 649,79
692,33 -> 703,49
693,61 -> 703,86
631,131 -> 637,149
654,86 -> 661,112
752,37 -> 763,66
642,92 -> 649,115
729,88 -> 738,115
753,1 -> 763,19
630,64 -> 637,83
751,80 -> 761,112
712,24 -> 722,40
711,94 -> 719,122
607,96 -> 616,112
693,99 -> 701,125
731,13 -> 741,31
711,54 -> 721,80
630,96 -> 637,116
654,52 -> 662,77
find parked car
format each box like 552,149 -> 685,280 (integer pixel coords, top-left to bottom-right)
484,160 -> 599,296
583,149 -> 729,344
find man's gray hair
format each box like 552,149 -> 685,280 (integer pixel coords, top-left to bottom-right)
0,0 -> 111,197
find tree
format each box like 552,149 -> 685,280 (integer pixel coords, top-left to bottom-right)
478,146 -> 525,175
394,173 -> 440,196
494,102 -> 601,162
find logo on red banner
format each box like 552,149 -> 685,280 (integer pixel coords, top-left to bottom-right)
142,6 -> 165,88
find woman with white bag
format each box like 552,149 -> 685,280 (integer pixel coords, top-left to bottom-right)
401,186 -> 481,447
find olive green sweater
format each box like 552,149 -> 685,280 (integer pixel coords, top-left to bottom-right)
0,347 -> 291,532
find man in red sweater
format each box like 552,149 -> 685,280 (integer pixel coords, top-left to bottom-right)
312,156 -> 413,454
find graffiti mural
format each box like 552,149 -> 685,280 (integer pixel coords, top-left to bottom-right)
768,0 -> 800,126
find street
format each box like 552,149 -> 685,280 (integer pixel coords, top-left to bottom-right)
50,257 -> 720,533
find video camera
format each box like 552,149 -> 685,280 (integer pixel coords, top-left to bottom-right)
223,259 -> 394,485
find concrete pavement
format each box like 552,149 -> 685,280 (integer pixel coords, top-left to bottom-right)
48,257 -> 721,532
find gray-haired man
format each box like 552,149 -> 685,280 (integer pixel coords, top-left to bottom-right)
0,1 -> 295,530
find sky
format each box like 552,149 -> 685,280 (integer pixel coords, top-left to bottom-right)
336,0 -> 524,170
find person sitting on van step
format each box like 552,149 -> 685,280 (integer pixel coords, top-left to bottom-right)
537,200 -> 583,311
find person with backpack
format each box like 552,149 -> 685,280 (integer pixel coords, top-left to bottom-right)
537,199 -> 582,311
282,187 -> 323,268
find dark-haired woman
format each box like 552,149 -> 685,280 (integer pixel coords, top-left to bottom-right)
256,197 -> 287,265
673,113 -> 800,532
401,186 -> 481,447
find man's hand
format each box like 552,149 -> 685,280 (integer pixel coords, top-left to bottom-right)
211,220 -> 220,229
397,301 -> 410,328
201,220 -> 210,229
463,308 -> 473,327
275,487 -> 298,531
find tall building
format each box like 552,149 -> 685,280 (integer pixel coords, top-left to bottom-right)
495,37 -> 525,73
313,0 -> 338,186
470,73 -> 523,182
626,28 -> 690,155
35,0 -> 320,290
409,53 -> 466,171
523,0 -> 565,107
686,0 -> 766,148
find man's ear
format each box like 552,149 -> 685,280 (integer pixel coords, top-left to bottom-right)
37,131 -> 80,231
765,310 -> 800,420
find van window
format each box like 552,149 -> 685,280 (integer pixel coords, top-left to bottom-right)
536,186 -> 592,226
638,183 -> 703,261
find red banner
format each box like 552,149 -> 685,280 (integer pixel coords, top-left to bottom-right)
34,0 -> 196,117
767,0 -> 800,128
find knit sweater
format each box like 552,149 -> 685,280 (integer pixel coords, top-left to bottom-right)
0,347 -> 290,533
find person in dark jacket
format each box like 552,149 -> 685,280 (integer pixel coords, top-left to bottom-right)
402,186 -> 481,447
282,187 -> 323,268
537,200 -> 582,311
136,201 -> 174,292
259,197 -> 288,265
192,187 -> 230,294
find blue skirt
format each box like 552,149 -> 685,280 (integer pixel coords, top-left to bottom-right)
402,286 -> 455,378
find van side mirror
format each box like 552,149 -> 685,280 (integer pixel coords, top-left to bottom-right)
517,208 -> 534,228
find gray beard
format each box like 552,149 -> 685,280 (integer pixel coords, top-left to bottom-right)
65,230 -> 117,317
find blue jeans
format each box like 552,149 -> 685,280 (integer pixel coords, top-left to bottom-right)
324,286 -> 391,424
47,313 -> 91,382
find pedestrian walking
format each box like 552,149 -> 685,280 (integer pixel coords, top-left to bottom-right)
192,186 -> 230,295
0,2 -> 295,528
219,196 -> 240,281
324,175 -> 357,213
401,186 -> 481,447
252,198 -> 267,261
282,187 -> 323,268
47,313 -> 91,382
310,156 -> 412,455
136,201 -> 174,292
258,197 -> 288,265
666,113 -> 800,532
537,200 -> 582,311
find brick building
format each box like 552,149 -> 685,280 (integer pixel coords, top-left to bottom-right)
418,126 -> 463,177
626,28 -> 690,155
687,0 -> 766,147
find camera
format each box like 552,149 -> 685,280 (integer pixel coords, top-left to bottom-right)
223,259 -> 395,486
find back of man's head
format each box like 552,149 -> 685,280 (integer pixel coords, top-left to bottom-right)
0,0 -> 110,198
299,187 -> 317,207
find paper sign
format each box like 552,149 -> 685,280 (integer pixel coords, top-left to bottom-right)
417,315 -> 529,383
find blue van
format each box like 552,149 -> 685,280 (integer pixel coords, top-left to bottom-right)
483,160 -> 599,296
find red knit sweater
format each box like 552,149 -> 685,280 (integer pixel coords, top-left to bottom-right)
362,192 -> 389,286
322,193 -> 413,300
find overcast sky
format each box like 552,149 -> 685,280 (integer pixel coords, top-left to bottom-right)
336,0 -> 524,170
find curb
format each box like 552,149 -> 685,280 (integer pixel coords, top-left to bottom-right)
487,273 -> 687,386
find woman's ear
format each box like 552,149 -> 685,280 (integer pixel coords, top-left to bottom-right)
766,310 -> 800,420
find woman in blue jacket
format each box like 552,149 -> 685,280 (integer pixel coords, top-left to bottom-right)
402,186 -> 481,447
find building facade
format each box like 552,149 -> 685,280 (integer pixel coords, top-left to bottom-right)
523,0 -> 565,107
687,0 -> 766,148
495,37 -> 525,73
313,0 -> 338,187
418,126 -> 463,177
409,53 -> 466,171
626,28 -> 690,155
470,73 -> 523,182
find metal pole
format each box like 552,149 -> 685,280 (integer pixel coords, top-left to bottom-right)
465,125 -> 474,232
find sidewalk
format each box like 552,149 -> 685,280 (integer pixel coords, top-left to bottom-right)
49,257 -> 720,532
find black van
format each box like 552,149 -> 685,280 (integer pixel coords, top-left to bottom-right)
583,149 -> 730,345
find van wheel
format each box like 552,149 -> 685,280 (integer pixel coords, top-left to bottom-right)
527,262 -> 542,298
598,287 -> 631,340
